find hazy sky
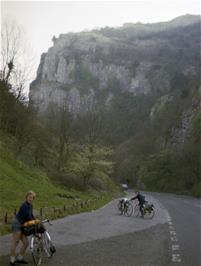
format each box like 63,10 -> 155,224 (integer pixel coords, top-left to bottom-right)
1,0 -> 200,85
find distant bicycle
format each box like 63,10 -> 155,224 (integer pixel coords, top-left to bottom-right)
22,219 -> 56,265
118,198 -> 133,217
133,201 -> 155,219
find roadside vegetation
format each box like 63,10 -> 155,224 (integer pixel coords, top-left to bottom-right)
0,131 -> 120,235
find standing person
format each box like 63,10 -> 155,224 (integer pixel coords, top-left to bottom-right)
131,191 -> 146,217
10,191 -> 36,265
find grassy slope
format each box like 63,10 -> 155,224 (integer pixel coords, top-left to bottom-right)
0,144 -> 72,214
0,140 -> 120,224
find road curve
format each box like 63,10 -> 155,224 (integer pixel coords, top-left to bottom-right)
0,191 -> 200,266
0,191 -> 169,256
150,192 -> 201,266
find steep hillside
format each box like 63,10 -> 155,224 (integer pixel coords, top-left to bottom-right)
0,138 -> 83,213
0,136 -> 120,232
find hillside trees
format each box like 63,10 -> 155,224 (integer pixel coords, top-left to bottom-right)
37,101 -> 115,189
104,91 -> 155,145
0,20 -> 50,166
45,102 -> 74,171
0,78 -> 115,191
180,111 -> 201,196
139,106 -> 200,195
0,81 -> 51,167
102,84 -> 200,196
73,108 -> 105,144
67,144 -> 114,188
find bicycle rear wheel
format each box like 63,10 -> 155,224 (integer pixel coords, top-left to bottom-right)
31,235 -> 43,266
125,202 -> 133,217
144,208 -> 155,219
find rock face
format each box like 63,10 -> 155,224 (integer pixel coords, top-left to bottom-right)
29,16 -> 200,113
29,15 -> 200,145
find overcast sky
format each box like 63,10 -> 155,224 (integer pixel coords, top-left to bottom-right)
1,0 -> 200,89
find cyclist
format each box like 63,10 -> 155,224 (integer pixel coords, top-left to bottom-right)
10,191 -> 36,265
131,191 -> 146,217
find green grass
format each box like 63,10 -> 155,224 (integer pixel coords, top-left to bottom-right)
0,140 -> 121,234
0,142 -> 74,212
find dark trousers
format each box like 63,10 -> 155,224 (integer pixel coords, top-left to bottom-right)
139,203 -> 144,216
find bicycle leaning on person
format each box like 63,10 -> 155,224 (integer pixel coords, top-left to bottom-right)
10,190 -> 36,265
130,191 -> 146,218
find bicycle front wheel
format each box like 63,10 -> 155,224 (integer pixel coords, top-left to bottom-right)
117,201 -> 123,215
42,231 -> 55,257
125,202 -> 133,217
133,204 -> 140,217
31,235 -> 43,266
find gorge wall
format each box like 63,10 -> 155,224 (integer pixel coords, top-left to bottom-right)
29,14 -> 201,147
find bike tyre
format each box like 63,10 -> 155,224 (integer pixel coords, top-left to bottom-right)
133,204 -> 140,217
42,231 -> 53,258
31,235 -> 43,266
145,208 -> 155,219
125,202 -> 133,217
117,201 -> 123,215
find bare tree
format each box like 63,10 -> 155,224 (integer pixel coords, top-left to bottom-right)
0,18 -> 35,100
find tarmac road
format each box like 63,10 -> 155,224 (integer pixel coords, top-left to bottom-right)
150,192 -> 201,266
0,191 -> 200,266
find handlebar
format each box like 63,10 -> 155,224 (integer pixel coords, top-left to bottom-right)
41,219 -> 52,226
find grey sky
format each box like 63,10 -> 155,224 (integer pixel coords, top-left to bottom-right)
1,0 -> 200,88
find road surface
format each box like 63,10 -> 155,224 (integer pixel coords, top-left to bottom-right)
0,191 -> 200,266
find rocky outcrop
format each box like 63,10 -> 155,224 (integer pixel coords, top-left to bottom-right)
169,109 -> 195,147
29,15 -> 200,146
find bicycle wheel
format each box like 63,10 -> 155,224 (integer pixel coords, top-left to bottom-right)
133,204 -> 140,217
117,201 -> 123,215
144,208 -> 155,219
125,202 -> 133,217
42,231 -> 56,257
31,235 -> 43,266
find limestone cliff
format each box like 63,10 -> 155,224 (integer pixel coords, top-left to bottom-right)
30,15 -> 200,112
29,15 -> 200,146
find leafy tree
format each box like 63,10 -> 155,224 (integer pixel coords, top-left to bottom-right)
141,150 -> 180,192
68,144 -> 114,188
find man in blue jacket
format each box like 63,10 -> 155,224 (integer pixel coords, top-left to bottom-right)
131,191 -> 146,217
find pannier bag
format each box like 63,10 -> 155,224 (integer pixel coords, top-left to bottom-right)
22,219 -> 45,236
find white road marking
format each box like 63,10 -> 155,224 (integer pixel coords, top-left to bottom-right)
171,236 -> 178,242
170,230 -> 177,236
167,213 -> 182,263
172,244 -> 180,251
172,254 -> 182,262
169,225 -> 175,230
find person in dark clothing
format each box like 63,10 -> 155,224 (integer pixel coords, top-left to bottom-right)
10,191 -> 36,265
131,191 -> 146,217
